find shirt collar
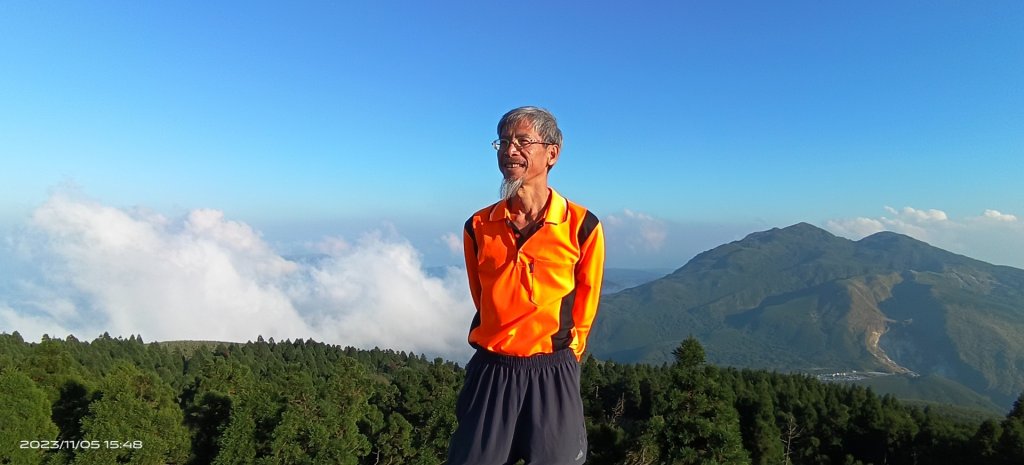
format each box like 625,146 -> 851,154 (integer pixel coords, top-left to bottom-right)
488,187 -> 569,225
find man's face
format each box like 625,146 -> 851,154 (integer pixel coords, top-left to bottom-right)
497,120 -> 557,183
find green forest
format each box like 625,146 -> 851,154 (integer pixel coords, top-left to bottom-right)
1,332 -> 1022,465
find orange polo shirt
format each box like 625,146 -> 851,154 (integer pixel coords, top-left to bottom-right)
463,188 -> 605,360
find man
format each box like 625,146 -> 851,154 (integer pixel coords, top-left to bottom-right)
447,106 -> 605,465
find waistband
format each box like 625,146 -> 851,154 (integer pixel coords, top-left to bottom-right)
470,348 -> 577,370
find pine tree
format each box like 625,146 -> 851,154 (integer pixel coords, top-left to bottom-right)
672,336 -> 705,369
995,392 -> 1024,465
182,355 -> 255,464
655,339 -> 750,465
20,338 -> 81,403
264,360 -> 370,465
368,413 -> 415,465
0,369 -> 59,464
736,382 -> 784,465
211,383 -> 272,465
969,419 -> 1003,464
72,362 -> 190,465
1008,391 -> 1024,422
51,380 -> 92,446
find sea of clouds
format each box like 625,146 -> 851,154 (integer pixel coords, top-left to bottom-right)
3,191 -> 1021,364
0,191 -> 476,362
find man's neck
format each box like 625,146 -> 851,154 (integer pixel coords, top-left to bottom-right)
507,182 -> 550,225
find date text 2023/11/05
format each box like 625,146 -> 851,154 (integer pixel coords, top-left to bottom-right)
20,440 -> 143,450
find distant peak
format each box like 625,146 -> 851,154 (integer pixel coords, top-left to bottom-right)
742,222 -> 837,242
782,222 -> 827,232
855,230 -> 980,269
858,230 -> 928,245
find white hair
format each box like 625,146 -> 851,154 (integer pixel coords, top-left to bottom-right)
499,176 -> 524,201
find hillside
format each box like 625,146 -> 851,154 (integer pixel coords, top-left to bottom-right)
590,223 -> 1024,409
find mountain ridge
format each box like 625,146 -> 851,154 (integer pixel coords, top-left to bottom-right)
591,223 -> 1024,409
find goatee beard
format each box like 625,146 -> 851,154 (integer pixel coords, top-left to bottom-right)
500,176 -> 524,201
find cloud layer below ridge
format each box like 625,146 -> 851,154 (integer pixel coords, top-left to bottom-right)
0,192 -> 476,361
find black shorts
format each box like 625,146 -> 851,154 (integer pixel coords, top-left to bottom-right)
446,349 -> 588,465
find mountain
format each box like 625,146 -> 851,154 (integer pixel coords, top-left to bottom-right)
590,223 -> 1024,409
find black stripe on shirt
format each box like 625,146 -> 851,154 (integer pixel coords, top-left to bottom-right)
577,210 -> 599,247
464,218 -> 478,255
551,289 -> 576,351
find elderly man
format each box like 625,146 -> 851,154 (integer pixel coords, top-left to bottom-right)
447,106 -> 605,465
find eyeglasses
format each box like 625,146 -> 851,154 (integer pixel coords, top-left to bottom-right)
491,138 -> 555,151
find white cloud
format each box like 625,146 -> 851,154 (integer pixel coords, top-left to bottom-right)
604,209 -> 668,252
286,232 -> 471,357
600,209 -> 764,269
886,206 -> 948,222
825,206 -> 1024,269
0,191 -> 476,361
441,231 -> 462,256
824,217 -> 886,238
311,236 -> 351,255
0,303 -> 74,341
827,206 -> 944,243
982,209 -> 1018,222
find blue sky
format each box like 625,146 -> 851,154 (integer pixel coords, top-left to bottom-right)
0,2 -> 1022,350
3,1 -> 1023,265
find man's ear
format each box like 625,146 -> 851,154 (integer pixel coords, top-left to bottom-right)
547,144 -> 560,168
